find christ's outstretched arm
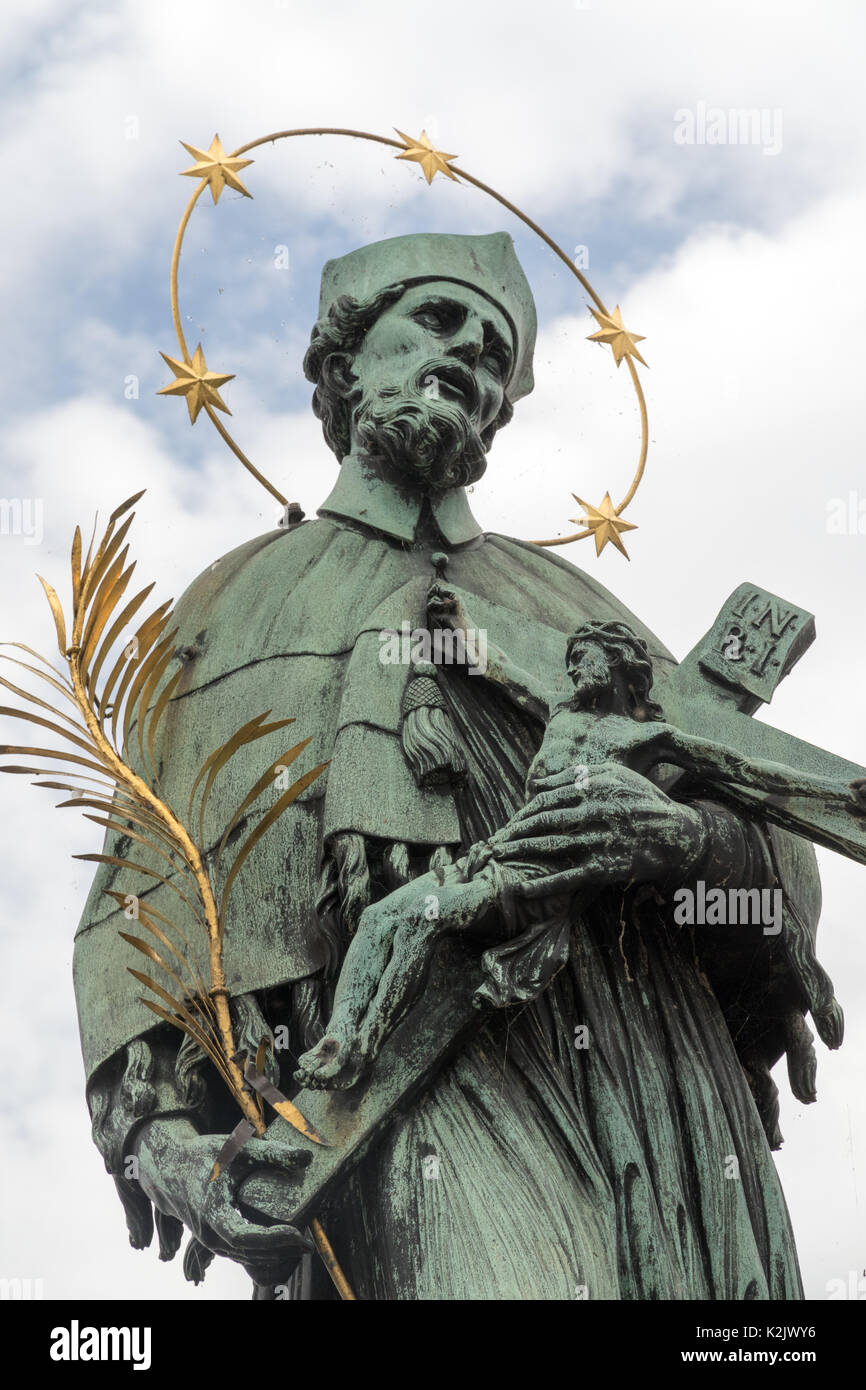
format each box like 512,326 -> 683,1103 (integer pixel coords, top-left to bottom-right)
659,726 -> 866,811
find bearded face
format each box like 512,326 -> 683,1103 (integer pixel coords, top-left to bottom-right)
353,358 -> 487,488
566,641 -> 615,708
345,283 -> 516,489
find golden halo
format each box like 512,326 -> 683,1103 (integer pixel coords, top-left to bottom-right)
160,127 -> 649,558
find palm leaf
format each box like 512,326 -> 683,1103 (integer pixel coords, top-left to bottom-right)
191,713 -> 295,843
122,631 -> 177,763
81,550 -> 134,670
136,998 -> 235,1093
219,760 -> 328,935
62,795 -> 187,860
215,737 -> 313,869
32,776 -> 121,796
81,544 -> 129,652
79,513 -> 136,613
129,905 -> 214,1023
73,853 -> 206,928
71,526 -> 83,609
0,675 -> 86,731
128,967 -> 226,1078
104,890 -> 213,1014
104,601 -> 172,741
79,513 -> 100,597
145,666 -> 184,784
61,794 -> 182,849
81,814 -> 195,893
0,652 -> 77,706
0,745 -> 109,778
0,706 -> 97,759
88,580 -> 155,706
1,492 -> 336,1171
132,983 -> 228,1079
36,576 -> 67,657
186,711 -> 269,823
119,931 -> 207,1031
109,490 -> 146,525
134,642 -> 179,775
0,642 -> 72,686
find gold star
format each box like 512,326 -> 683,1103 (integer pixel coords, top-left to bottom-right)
180,135 -> 254,204
587,306 -> 648,368
571,492 -> 638,559
394,128 -> 459,184
157,345 -> 234,423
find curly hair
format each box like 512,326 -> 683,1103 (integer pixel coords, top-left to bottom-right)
302,282 -> 514,461
565,620 -> 664,721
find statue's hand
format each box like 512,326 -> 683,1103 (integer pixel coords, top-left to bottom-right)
427,580 -> 467,630
135,1117 -> 313,1287
488,765 -> 707,899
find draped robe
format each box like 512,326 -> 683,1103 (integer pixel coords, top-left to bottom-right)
75,500 -> 811,1299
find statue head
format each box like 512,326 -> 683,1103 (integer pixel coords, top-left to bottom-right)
565,621 -> 664,721
303,232 -> 536,490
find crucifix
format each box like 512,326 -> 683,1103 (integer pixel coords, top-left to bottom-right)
245,579 -> 866,1233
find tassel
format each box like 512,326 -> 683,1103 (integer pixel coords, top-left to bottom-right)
383,841 -> 413,889
331,830 -> 371,934
401,660 -> 467,789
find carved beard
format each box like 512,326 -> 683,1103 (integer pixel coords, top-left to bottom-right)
352,374 -> 488,490
567,669 -> 611,709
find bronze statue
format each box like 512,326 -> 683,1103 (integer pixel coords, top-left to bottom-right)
61,231 -> 866,1299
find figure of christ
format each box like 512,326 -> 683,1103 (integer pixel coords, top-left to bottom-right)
297,609 -> 865,1091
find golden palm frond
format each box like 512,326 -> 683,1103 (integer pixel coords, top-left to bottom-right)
0,492 -> 328,1145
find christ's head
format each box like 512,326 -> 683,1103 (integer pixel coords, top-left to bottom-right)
565,621 -> 663,721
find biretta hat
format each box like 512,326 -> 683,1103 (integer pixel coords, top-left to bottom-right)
318,231 -> 536,402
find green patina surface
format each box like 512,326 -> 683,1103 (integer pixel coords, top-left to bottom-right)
70,231 -> 863,1300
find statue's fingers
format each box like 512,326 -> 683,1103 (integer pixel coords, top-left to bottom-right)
201,1179 -> 254,1251
530,768 -> 587,790
206,1176 -> 311,1254
234,1155 -> 315,1222
235,1139 -> 314,1177
498,808 -> 587,838
506,786 -> 576,823
510,866 -> 586,899
506,792 -> 546,823
490,833 -> 591,861
463,841 -> 493,876
228,1219 -> 313,1259
509,784 -> 599,823
495,812 -> 609,847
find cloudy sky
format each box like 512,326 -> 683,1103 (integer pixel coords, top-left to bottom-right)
1,0 -> 864,1301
